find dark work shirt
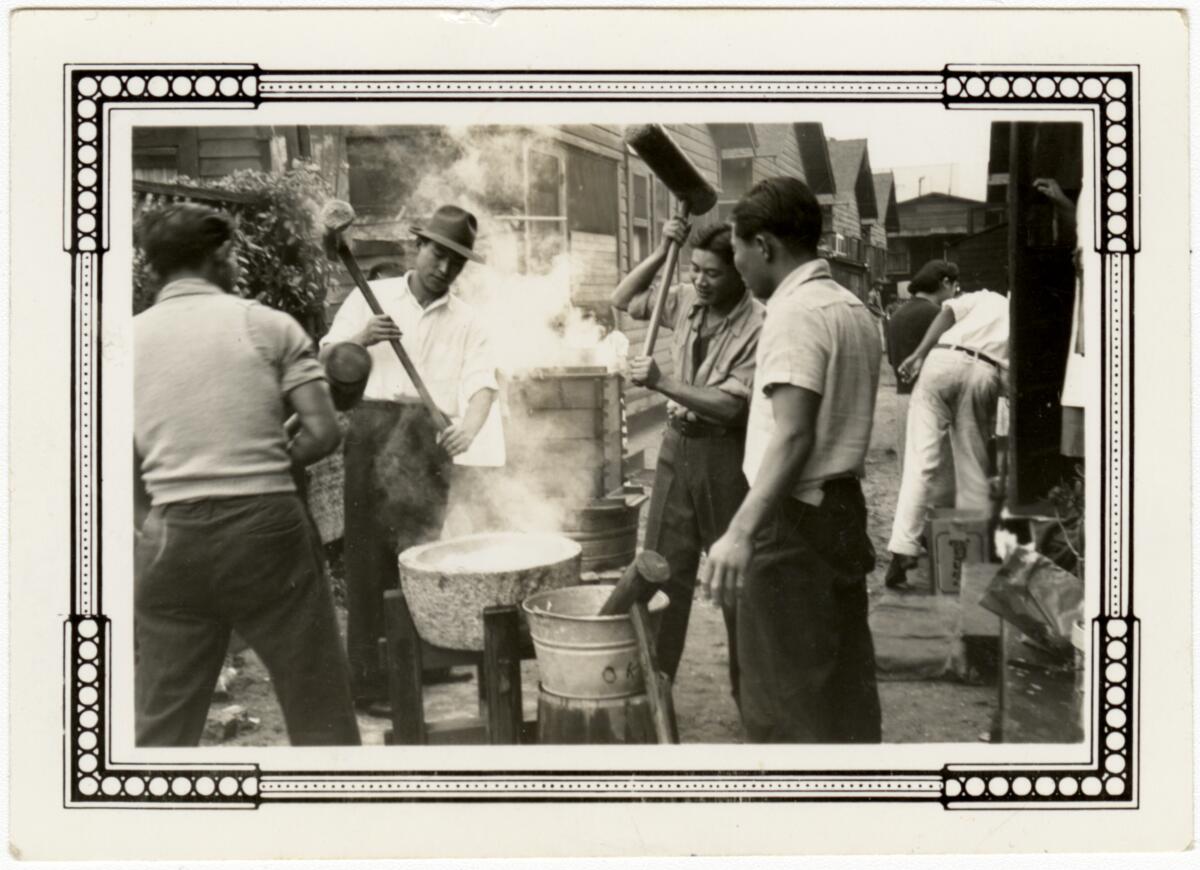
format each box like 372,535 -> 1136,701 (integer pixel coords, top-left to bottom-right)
886,296 -> 940,394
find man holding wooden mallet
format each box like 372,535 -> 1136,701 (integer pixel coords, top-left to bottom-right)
320,204 -> 503,712
614,125 -> 764,705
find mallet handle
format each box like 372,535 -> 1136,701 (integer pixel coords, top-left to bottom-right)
334,237 -> 451,431
640,204 -> 691,358
630,602 -> 678,744
598,550 -> 670,616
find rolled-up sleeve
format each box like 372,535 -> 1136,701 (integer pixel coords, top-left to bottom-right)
627,283 -> 683,330
942,292 -> 979,322
319,289 -> 366,348
756,306 -> 829,397
460,314 -> 500,401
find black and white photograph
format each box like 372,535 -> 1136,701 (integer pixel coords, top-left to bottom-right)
7,5 -> 1192,861
128,116 -> 1089,750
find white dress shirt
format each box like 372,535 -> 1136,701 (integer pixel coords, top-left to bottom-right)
322,272 -> 504,466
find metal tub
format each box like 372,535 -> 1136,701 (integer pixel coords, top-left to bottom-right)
522,584 -> 668,699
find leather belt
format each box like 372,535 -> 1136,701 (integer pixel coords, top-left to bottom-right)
936,344 -> 1003,370
668,416 -> 744,439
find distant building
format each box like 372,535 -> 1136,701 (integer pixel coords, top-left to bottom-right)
886,191 -> 1004,295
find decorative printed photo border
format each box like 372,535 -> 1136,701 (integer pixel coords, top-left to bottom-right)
64,64 -> 1138,808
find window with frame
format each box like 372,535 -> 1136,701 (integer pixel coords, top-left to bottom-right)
716,155 -> 753,222
628,163 -> 674,265
346,129 -> 567,274
513,144 -> 567,274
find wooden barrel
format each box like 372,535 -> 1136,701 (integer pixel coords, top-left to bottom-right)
560,498 -> 641,572
536,686 -> 656,744
503,368 -> 624,503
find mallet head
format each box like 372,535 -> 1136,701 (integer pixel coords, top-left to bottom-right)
319,199 -> 356,261
321,199 -> 357,234
623,124 -> 719,217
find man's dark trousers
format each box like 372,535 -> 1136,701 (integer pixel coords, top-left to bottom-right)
643,423 -> 747,701
343,400 -> 451,705
135,493 -> 361,746
737,478 -> 882,743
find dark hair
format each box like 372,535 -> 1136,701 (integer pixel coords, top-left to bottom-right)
730,176 -> 822,254
909,259 -> 959,296
137,202 -> 235,277
690,223 -> 735,267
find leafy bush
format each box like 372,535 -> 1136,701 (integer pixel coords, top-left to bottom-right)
133,164 -> 335,338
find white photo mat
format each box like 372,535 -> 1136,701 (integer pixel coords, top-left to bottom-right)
8,7 -> 1191,859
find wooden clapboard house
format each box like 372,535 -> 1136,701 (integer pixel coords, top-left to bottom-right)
132,123 -> 888,468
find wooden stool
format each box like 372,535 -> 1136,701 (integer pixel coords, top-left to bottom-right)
381,590 -> 537,745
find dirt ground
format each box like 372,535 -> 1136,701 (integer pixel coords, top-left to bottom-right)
202,360 -> 996,747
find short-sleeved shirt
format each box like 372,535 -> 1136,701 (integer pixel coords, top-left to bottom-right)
321,272 -> 504,466
743,259 -> 882,505
627,282 -> 765,424
886,296 -> 940,395
134,278 -> 326,505
939,288 -> 1010,367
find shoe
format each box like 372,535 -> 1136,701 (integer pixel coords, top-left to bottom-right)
884,553 -> 919,590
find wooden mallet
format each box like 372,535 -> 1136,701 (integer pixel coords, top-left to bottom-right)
623,125 -> 720,357
596,550 -> 678,744
598,550 -> 671,616
320,199 -> 451,431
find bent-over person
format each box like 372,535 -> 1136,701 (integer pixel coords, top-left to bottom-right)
887,270 -> 1009,585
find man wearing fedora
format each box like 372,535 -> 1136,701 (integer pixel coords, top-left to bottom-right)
321,204 -> 503,711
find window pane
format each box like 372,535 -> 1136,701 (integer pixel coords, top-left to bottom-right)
632,173 -> 649,219
528,149 -> 563,216
633,226 -> 650,262
720,157 -> 753,198
653,178 -> 671,221
528,221 -> 566,274
566,147 -> 618,234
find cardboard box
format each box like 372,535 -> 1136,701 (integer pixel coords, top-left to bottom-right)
927,508 -> 989,594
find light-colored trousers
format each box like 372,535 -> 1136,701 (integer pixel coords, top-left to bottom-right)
895,392 -> 956,513
888,348 -> 1001,556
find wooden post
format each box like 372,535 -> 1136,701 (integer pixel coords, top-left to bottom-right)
482,605 -> 523,745
383,588 -> 426,745
629,602 -> 678,744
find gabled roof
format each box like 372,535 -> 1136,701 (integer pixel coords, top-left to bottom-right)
792,123 -> 835,196
827,138 -> 879,221
751,124 -> 793,156
707,123 -> 758,152
872,171 -> 900,233
894,191 -> 989,236
896,191 -> 986,207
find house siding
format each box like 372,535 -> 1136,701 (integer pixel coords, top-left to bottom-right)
750,124 -> 807,184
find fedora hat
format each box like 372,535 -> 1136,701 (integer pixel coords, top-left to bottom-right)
410,205 -> 485,264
